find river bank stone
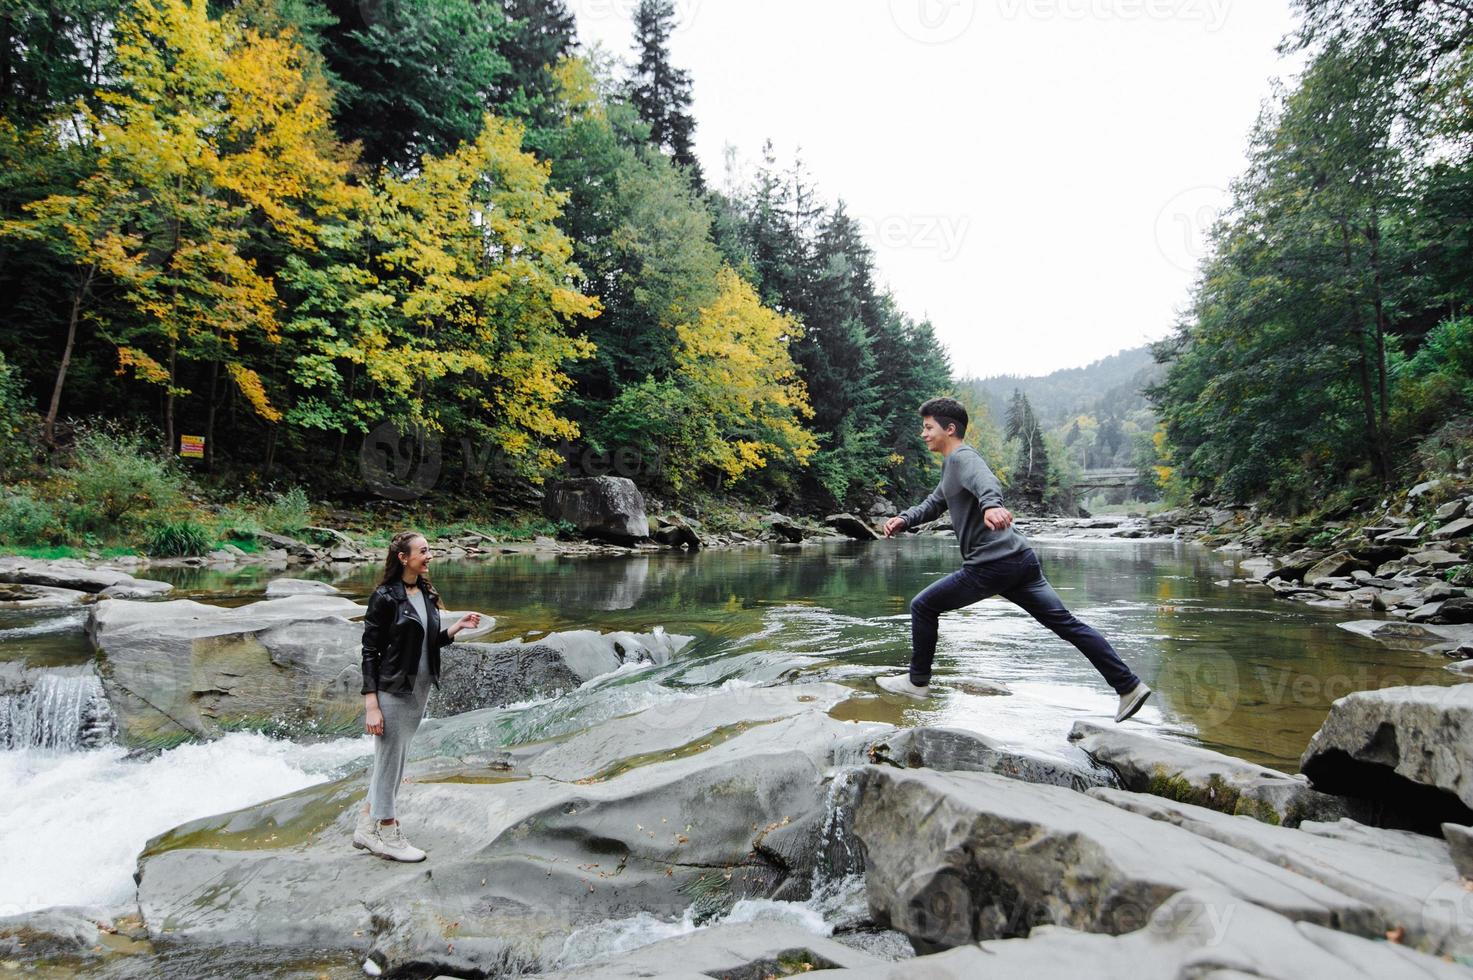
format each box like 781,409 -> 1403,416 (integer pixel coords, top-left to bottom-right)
1068,721 -> 1359,827
542,476 -> 649,544
1088,787 -> 1473,960
133,683 -> 890,976
851,766 -> 1377,953
1299,684 -> 1473,831
0,556 -> 171,596
824,514 -> 880,541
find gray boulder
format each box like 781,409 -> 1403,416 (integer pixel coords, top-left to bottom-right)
1434,518 -> 1473,541
868,725 -> 1116,792
542,476 -> 649,544
1443,823 -> 1473,880
263,577 -> 340,597
765,513 -> 806,543
1300,684 -> 1473,831
1088,787 -> 1473,960
851,766 -> 1377,952
1068,720 -> 1360,827
252,531 -> 321,560
824,513 -> 880,541
428,628 -> 692,716
650,513 -> 704,550
1303,552 -> 1363,583
88,594 -> 368,746
1412,549 -> 1466,569
0,582 -> 90,608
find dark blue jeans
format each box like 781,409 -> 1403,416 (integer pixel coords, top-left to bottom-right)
908,548 -> 1140,694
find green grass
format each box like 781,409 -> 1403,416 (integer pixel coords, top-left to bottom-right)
0,543 -> 139,560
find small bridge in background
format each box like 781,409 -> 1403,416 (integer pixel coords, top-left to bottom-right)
1072,468 -> 1144,494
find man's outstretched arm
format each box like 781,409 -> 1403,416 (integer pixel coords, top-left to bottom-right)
884,482 -> 947,538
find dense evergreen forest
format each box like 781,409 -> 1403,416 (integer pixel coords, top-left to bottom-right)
0,0 -> 954,548
1149,0 -> 1473,513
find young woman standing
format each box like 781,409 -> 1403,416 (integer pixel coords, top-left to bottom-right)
353,530 -> 480,861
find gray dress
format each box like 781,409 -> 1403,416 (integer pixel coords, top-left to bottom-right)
367,586 -> 435,820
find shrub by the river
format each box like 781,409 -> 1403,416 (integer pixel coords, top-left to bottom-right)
65,426 -> 187,534
146,520 -> 213,557
0,489 -> 66,546
258,487 -> 311,535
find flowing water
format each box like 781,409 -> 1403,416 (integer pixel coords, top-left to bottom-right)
0,532 -> 1462,950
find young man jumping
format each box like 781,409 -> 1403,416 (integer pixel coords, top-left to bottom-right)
878,397 -> 1152,723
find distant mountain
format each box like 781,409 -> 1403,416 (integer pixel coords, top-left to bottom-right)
963,345 -> 1160,429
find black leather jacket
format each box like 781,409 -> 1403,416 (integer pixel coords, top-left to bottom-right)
360,579 -> 454,696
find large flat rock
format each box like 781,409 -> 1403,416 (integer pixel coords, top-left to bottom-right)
1068,720 -> 1358,827
134,684 -> 890,976
0,555 -> 171,596
797,888 -> 1472,979
1299,684 -> 1473,830
1088,787 -> 1472,959
88,595 -> 670,747
851,766 -> 1377,952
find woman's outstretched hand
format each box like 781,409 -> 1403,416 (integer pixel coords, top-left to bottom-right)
449,612 -> 481,638
365,704 -> 384,736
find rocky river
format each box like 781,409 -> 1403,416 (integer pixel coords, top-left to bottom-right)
2,525 -> 1472,977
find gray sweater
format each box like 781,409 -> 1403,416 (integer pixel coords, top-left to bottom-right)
898,445 -> 1031,567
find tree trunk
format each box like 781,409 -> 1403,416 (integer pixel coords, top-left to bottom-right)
205,358 -> 221,472
1366,214 -> 1391,432
1338,219 -> 1387,482
44,266 -> 93,445
164,339 -> 177,455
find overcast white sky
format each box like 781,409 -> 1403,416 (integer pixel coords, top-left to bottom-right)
569,0 -> 1303,378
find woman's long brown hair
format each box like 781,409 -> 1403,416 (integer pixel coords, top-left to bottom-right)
378,530 -> 443,609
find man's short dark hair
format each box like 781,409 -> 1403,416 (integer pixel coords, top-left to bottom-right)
920,397 -> 968,438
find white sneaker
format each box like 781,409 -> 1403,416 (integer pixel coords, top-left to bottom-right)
1115,683 -> 1152,723
365,820 -> 426,862
877,674 -> 931,700
352,807 -> 375,851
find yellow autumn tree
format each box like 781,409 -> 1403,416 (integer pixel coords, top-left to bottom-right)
361,113 -> 600,475
2,0 -> 358,458
673,267 -> 817,481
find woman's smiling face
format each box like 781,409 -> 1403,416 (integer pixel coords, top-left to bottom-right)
399,535 -> 431,580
